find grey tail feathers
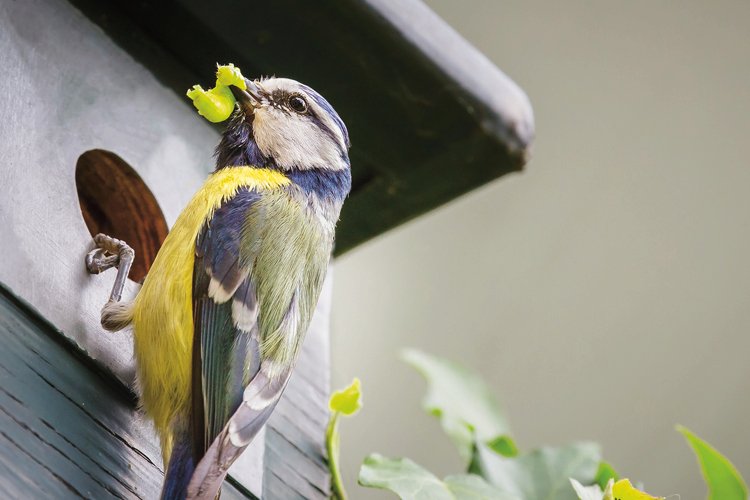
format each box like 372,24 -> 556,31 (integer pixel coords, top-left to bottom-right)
186,402 -> 280,500
186,368 -> 292,499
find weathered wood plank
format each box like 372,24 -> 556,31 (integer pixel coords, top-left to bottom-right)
0,284 -> 256,499
0,431 -> 84,500
269,405 -> 328,464
0,286 -> 163,499
264,429 -> 329,499
0,272 -> 331,499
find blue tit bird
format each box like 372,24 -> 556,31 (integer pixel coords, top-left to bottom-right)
86,77 -> 351,499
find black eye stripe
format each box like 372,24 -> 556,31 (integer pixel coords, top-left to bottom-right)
266,85 -> 346,153
308,112 -> 346,155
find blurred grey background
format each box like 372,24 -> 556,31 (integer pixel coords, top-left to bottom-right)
330,0 -> 750,497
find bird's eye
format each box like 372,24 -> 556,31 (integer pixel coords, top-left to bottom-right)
288,95 -> 308,114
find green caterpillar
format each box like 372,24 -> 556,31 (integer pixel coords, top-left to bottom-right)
186,63 -> 246,123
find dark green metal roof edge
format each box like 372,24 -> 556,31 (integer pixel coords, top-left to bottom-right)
67,0 -> 534,254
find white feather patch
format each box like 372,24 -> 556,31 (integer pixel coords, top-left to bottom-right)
207,277 -> 234,303
232,297 -> 258,332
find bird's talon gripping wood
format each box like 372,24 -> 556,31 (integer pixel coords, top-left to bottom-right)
86,233 -> 135,304
85,248 -> 118,274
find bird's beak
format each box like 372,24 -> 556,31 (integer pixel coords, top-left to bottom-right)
231,78 -> 263,111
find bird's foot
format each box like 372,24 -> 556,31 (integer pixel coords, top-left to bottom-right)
85,233 -> 135,303
86,234 -> 133,274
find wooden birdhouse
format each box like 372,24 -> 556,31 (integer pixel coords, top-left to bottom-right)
0,0 -> 533,498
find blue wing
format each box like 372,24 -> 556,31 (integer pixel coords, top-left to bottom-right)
185,184 -> 332,498
191,188 -> 263,458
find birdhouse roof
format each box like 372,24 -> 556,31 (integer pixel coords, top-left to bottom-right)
76,0 -> 535,253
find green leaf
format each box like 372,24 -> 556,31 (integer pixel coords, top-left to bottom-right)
359,454 -> 452,499
469,437 -> 519,477
402,349 -> 510,461
329,377 -> 363,416
359,454 -> 517,500
327,378 -> 364,499
593,462 -> 618,490
487,436 -> 519,458
473,441 -> 601,500
445,474 -> 518,500
677,425 -> 748,500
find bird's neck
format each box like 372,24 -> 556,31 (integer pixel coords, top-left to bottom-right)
214,116 -> 351,203
214,116 -> 275,171
215,144 -> 351,203
285,167 -> 352,203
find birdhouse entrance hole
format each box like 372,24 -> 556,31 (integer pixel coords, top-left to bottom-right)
75,149 -> 168,282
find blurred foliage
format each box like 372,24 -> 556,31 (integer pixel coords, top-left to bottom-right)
325,350 -> 747,500
470,441 -> 600,500
360,454 -> 513,499
401,349 -> 511,462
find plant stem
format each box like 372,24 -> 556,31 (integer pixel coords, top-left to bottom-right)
326,411 -> 346,499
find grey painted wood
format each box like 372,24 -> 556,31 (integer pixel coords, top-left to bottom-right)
0,0 -> 216,388
0,0 -> 333,496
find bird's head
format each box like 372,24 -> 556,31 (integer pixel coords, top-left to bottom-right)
216,77 -> 350,172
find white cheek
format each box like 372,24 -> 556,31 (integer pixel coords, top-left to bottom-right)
253,108 -> 346,170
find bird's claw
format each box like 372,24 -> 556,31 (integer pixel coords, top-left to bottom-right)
85,234 -> 134,275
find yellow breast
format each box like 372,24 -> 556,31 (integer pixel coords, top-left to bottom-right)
131,167 -> 289,459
